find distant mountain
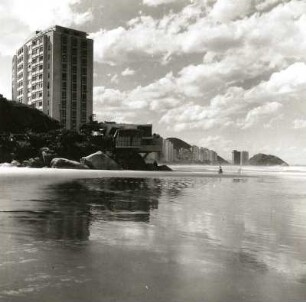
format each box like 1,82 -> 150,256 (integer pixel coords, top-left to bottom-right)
217,155 -> 229,165
167,137 -> 191,150
0,95 -> 60,133
248,153 -> 288,166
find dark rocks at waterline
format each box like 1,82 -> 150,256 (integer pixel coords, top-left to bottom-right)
114,151 -> 148,170
81,151 -> 121,170
248,153 -> 288,166
23,157 -> 44,168
50,158 -> 89,169
155,164 -> 172,171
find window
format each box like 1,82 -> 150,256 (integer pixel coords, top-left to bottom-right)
72,56 -> 77,64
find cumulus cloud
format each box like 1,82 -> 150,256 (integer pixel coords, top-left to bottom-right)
209,0 -> 252,22
121,68 -> 136,76
93,60 -> 306,137
0,0 -> 92,56
143,0 -> 179,6
293,119 -> 306,129
243,102 -> 283,129
91,0 -> 306,69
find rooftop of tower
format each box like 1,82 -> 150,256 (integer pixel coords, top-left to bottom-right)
23,25 -> 88,45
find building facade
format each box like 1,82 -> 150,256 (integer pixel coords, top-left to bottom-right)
12,25 -> 93,130
162,139 -> 175,163
232,150 -> 241,165
232,150 -> 249,165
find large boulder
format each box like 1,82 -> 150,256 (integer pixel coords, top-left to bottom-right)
114,151 -> 147,170
157,164 -> 172,171
10,160 -> 21,167
81,151 -> 121,170
51,158 -> 89,169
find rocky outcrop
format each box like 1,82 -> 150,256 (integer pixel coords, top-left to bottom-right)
248,153 -> 288,166
217,155 -> 229,165
22,157 -> 44,168
114,151 -> 148,170
80,151 -> 121,170
156,164 -> 172,171
51,158 -> 89,169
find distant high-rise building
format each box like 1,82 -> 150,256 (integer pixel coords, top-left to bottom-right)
232,150 -> 241,165
162,139 -> 174,163
12,25 -> 93,130
232,150 -> 249,165
191,145 -> 200,162
241,151 -> 249,165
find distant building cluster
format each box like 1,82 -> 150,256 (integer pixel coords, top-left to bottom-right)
160,138 -> 218,164
232,150 -> 249,165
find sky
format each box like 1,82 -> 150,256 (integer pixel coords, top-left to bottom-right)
0,0 -> 306,164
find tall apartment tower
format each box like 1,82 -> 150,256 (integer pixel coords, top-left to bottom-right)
12,25 -> 93,130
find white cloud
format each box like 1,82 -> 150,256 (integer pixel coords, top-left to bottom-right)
8,0 -> 92,30
293,119 -> 306,129
91,0 -> 306,69
121,68 -> 136,76
143,0 -> 179,6
0,0 -> 92,56
110,74 -> 119,84
243,102 -> 283,129
209,0 -> 252,22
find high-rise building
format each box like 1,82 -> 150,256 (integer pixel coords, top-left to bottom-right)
241,151 -> 249,165
232,150 -> 241,165
162,139 -> 174,163
12,25 -> 93,130
232,150 -> 249,165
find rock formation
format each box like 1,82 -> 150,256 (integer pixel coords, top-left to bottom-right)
81,151 -> 121,170
248,153 -> 288,166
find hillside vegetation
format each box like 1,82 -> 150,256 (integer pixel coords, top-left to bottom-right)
0,96 -> 59,133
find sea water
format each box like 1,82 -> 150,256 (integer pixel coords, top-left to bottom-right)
0,166 -> 306,302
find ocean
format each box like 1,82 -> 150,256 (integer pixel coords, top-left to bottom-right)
0,165 -> 306,302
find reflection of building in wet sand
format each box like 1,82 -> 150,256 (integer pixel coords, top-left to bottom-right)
13,178 -> 162,241
82,178 -> 161,221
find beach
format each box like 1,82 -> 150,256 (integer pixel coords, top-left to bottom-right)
0,166 -> 306,302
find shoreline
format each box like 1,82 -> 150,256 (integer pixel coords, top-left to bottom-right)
0,166 -> 305,179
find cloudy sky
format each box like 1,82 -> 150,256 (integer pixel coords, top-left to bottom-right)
1,0 -> 306,164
